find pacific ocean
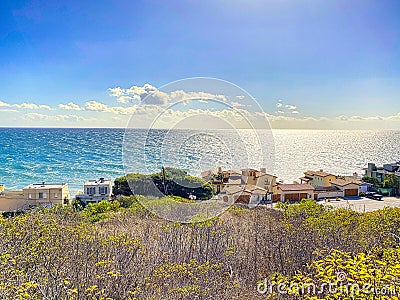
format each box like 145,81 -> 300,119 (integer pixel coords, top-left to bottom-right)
0,128 -> 399,195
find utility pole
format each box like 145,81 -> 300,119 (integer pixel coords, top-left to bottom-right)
162,165 -> 167,195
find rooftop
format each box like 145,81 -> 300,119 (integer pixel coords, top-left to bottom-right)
224,184 -> 267,195
277,183 -> 315,192
84,178 -> 112,185
314,185 -> 341,192
331,178 -> 361,187
201,170 -> 217,178
24,183 -> 68,189
304,170 -> 335,177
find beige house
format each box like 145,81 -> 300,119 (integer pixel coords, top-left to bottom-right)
274,183 -> 315,202
0,190 -> 26,212
314,186 -> 343,199
0,182 -> 70,212
221,184 -> 267,206
202,167 -> 277,194
300,170 -> 336,187
330,178 -> 361,197
23,182 -> 70,206
241,168 -> 277,191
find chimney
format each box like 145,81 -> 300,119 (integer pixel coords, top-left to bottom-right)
217,167 -> 222,173
320,169 -> 323,172
260,167 -> 266,173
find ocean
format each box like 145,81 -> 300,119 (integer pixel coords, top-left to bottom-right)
0,128 -> 399,195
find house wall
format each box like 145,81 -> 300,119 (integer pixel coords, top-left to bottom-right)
359,184 -> 372,193
279,190 -> 314,202
255,175 -> 276,191
332,183 -> 360,197
316,191 -> 343,199
22,186 -> 70,205
83,183 -> 111,198
0,191 -> 26,211
309,175 -> 336,187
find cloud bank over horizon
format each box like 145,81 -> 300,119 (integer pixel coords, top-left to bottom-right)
0,83 -> 400,130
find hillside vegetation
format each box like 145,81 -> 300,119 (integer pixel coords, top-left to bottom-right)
113,167 -> 214,200
1,199 -> 400,299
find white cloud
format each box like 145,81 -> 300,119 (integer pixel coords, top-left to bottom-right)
13,103 -> 52,110
108,83 -> 168,105
108,84 -> 228,106
108,87 -> 125,97
384,113 -> 400,120
85,101 -> 109,112
231,101 -> 245,108
276,100 -> 299,114
0,101 -> 10,107
23,113 -> 87,122
0,108 -> 19,113
285,105 -> 297,110
84,101 -> 137,115
59,102 -> 84,111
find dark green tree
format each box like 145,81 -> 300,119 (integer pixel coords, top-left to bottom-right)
113,167 -> 214,200
382,174 -> 400,189
362,175 -> 381,188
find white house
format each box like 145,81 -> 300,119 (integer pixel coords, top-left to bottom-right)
76,178 -> 112,204
359,182 -> 373,194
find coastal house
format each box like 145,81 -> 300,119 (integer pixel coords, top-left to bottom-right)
274,183 -> 315,202
359,182 -> 373,194
23,182 -> 70,206
202,168 -> 244,193
365,162 -> 400,183
0,182 -> 70,212
76,178 -> 112,204
300,170 -> 336,187
314,185 -> 343,200
0,183 -> 4,196
202,167 -> 276,194
330,178 -> 361,197
241,168 -> 277,191
0,190 -> 26,212
221,184 -> 267,206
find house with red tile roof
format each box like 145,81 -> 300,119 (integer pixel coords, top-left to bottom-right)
274,183 -> 315,202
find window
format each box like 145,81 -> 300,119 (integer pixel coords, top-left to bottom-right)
54,193 -> 58,198
39,192 -> 43,199
99,186 -> 108,195
39,192 -> 47,199
87,187 -> 96,195
28,193 -> 32,199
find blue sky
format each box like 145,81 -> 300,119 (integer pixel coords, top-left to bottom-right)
1,0 -> 400,128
